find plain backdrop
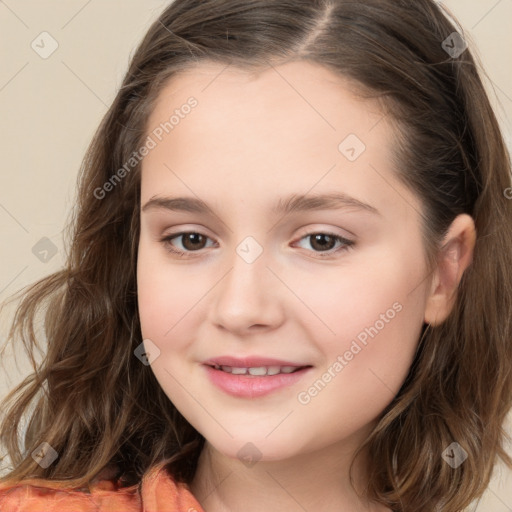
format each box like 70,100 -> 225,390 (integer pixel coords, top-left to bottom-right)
1,1 -> 511,509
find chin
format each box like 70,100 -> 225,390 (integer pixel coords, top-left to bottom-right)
204,430 -> 309,465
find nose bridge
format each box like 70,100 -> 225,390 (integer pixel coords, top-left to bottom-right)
223,234 -> 270,302
211,234 -> 281,330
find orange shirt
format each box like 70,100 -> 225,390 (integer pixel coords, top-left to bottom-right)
0,461 -> 206,511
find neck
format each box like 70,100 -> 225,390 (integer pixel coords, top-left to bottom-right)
189,436 -> 390,512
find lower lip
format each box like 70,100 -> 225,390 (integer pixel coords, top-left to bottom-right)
203,365 -> 312,398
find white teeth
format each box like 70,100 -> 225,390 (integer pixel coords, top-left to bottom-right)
266,366 -> 281,376
214,364 -> 303,375
248,367 -> 267,376
231,367 -> 248,375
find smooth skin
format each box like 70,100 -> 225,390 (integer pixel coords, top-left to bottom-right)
137,60 -> 476,512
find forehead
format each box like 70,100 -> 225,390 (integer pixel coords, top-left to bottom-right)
149,59 -> 383,124
140,60 -> 420,221
144,59 -> 389,161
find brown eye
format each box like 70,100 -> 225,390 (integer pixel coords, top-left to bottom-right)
180,233 -> 208,251
160,232 -> 215,255
294,231 -> 354,258
309,234 -> 337,252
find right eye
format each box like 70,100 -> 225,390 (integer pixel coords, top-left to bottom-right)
160,231 -> 217,257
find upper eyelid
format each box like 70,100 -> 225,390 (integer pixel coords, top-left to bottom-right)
160,222 -> 355,238
161,226 -> 354,239
162,229 -> 354,248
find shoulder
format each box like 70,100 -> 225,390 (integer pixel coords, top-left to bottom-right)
0,462 -> 204,512
138,461 -> 205,511
0,474 -> 140,512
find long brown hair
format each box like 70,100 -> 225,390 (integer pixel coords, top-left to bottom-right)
1,1 -> 511,510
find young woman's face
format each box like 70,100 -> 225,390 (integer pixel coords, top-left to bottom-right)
137,60 -> 430,462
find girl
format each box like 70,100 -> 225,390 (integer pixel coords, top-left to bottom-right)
1,1 -> 511,511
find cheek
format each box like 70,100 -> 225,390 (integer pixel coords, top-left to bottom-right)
293,312 -> 421,447
136,255 -> 203,412
296,247 -> 426,354
292,257 -> 425,433
136,241 -> 205,345
289,305 -> 422,455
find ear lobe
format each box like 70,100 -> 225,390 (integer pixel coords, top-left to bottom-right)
424,214 -> 476,326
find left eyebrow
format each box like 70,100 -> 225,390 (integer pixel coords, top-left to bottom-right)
272,192 -> 381,216
141,192 -> 381,217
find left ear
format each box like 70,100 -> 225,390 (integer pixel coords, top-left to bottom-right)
424,214 -> 476,326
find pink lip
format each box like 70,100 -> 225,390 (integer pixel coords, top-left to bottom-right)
202,356 -> 313,398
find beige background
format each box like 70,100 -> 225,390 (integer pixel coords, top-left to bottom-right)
1,0 -> 511,509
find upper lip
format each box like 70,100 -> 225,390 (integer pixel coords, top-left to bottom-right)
203,356 -> 310,368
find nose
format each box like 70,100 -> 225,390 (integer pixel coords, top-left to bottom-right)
208,240 -> 285,335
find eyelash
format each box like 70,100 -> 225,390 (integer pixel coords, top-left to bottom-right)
159,230 -> 355,259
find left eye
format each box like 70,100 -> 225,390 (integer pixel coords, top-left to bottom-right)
160,231 -> 354,257
294,232 -> 354,255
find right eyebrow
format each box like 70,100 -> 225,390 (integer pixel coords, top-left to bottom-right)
142,196 -> 215,215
